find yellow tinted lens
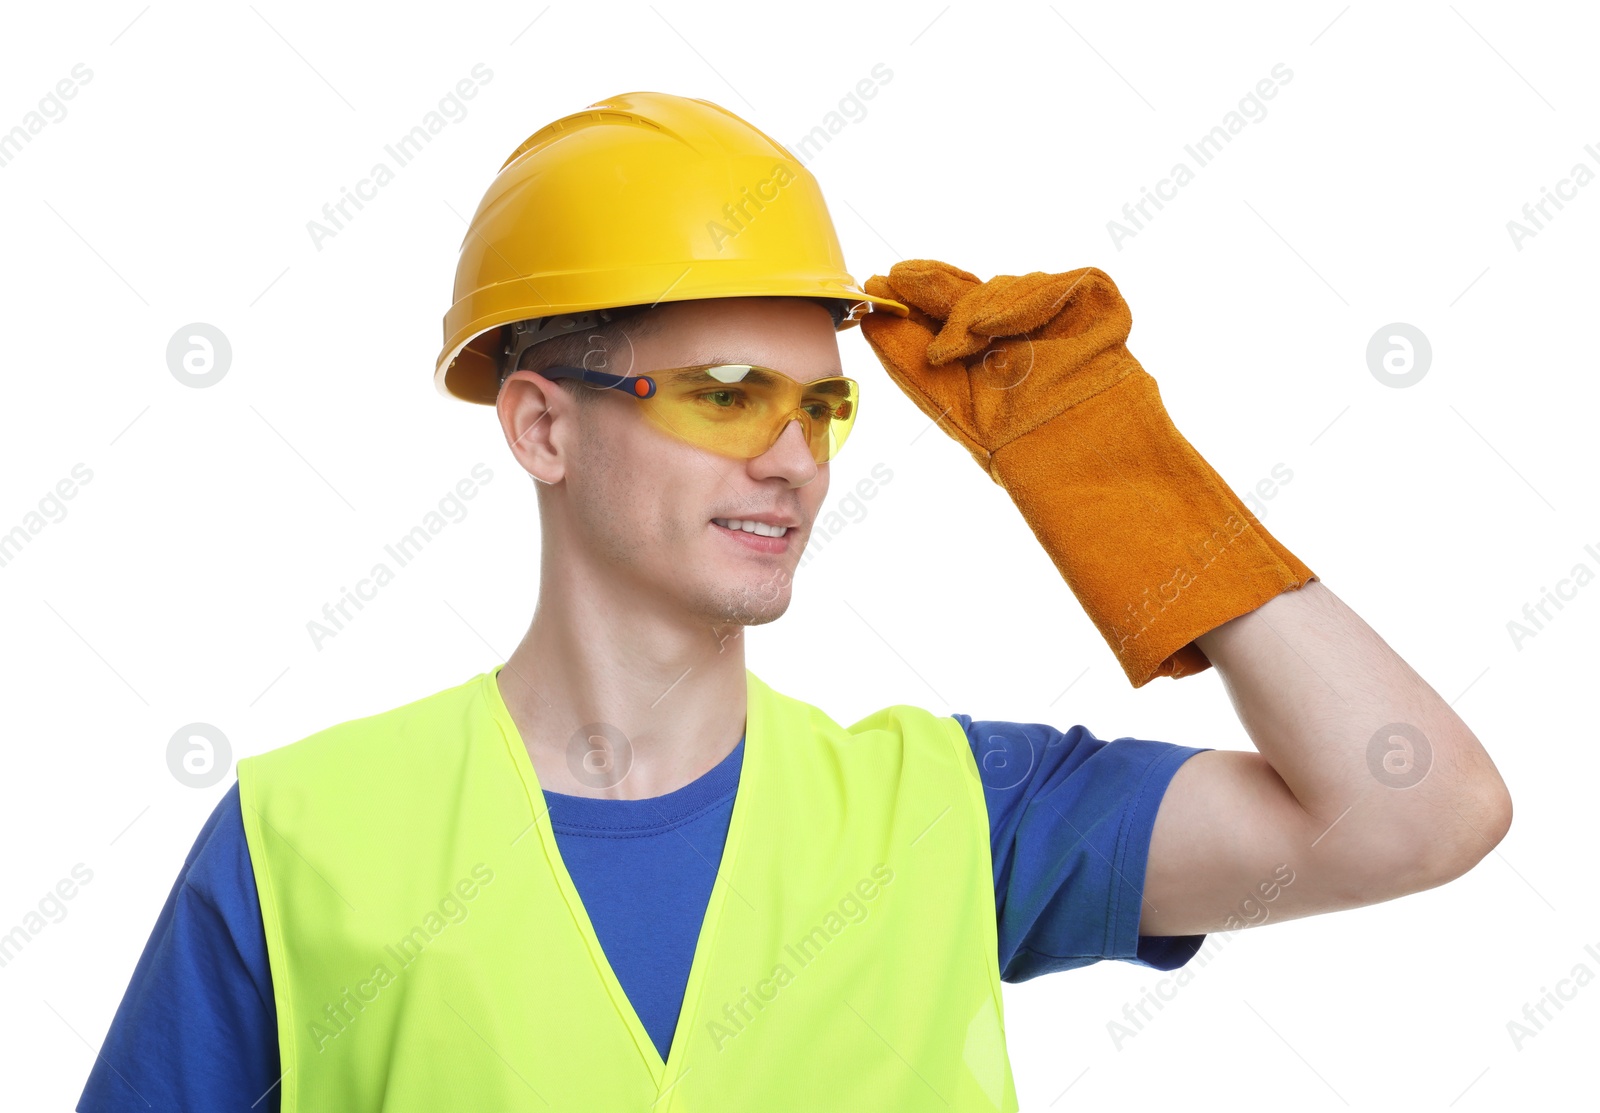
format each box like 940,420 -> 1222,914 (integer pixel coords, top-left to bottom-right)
802,380 -> 857,462
640,366 -> 858,463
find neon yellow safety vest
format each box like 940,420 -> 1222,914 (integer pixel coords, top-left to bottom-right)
237,666 -> 1019,1112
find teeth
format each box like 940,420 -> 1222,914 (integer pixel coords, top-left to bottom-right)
713,517 -> 788,537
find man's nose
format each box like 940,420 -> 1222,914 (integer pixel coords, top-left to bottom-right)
750,417 -> 820,486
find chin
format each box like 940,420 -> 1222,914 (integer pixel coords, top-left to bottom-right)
702,577 -> 793,629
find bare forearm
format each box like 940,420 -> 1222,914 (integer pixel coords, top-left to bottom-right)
1193,580 -> 1512,877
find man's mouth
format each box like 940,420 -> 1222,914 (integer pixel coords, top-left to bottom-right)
711,517 -> 791,538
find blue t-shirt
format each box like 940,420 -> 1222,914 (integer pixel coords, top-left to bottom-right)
78,711 -> 1209,1111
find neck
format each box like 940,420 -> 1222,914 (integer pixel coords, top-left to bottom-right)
497,560 -> 749,802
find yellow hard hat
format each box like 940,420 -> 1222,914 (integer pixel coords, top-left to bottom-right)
435,91 -> 910,405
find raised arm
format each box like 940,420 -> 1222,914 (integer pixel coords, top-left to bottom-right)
1139,579 -> 1511,937
855,259 -> 1512,942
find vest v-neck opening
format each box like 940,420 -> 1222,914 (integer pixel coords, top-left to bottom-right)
542,736 -> 744,836
483,664 -> 764,1091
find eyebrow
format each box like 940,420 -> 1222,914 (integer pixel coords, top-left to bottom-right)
664,363 -> 848,390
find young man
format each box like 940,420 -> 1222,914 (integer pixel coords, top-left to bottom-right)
80,92 -> 1511,1112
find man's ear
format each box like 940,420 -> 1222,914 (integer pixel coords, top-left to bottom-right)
497,370 -> 570,484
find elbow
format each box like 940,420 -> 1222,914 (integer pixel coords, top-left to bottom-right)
1465,751 -> 1515,854
1478,777 -> 1514,857
1420,717 -> 1515,882
1426,775 -> 1513,886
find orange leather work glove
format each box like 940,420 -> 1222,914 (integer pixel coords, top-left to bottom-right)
858,260 -> 1317,688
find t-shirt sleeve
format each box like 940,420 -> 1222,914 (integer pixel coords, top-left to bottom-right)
77,781 -> 281,1112
952,714 -> 1212,983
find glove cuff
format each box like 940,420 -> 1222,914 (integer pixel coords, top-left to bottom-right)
988,366 -> 1317,688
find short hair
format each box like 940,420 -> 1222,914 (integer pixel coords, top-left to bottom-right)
506,303 -> 668,405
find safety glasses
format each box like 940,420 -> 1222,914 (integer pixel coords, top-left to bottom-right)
540,363 -> 860,464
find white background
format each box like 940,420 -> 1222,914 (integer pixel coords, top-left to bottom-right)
1,2 -> 1595,1109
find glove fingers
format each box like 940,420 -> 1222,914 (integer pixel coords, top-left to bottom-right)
882,259 -> 983,319
968,268 -> 1120,339
864,272 -> 942,337
925,274 -> 1030,365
